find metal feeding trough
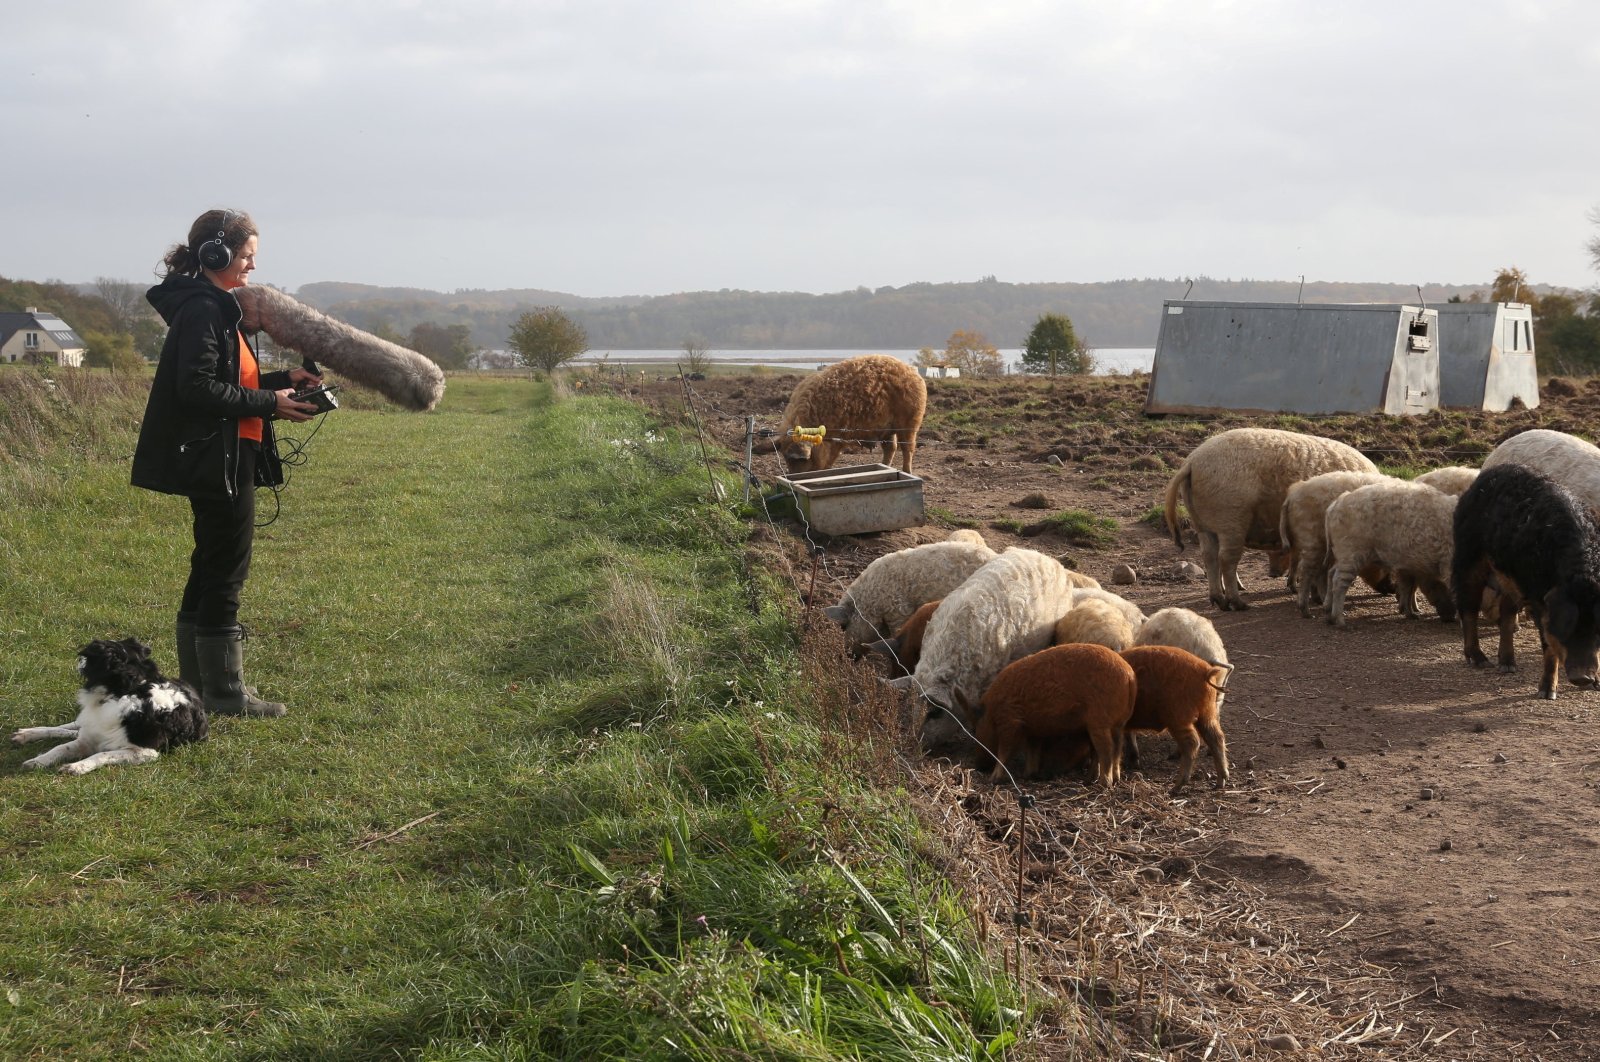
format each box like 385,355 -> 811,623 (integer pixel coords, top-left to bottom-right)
776,463 -> 925,536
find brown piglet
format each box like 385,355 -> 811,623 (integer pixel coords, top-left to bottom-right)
955,643 -> 1136,787
865,599 -> 941,678
1119,645 -> 1230,794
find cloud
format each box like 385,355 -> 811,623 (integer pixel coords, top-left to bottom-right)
3,0 -> 1598,292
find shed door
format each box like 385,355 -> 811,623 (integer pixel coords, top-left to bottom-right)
1402,318 -> 1437,414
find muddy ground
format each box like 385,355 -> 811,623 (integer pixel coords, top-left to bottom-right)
621,369 -> 1600,1058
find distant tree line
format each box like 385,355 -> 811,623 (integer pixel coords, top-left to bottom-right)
8,207 -> 1600,378
306,276 -> 1519,353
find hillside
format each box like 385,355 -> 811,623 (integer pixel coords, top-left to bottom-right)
296,277 -> 1497,351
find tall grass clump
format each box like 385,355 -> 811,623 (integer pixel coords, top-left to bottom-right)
0,373 -> 1020,1059
0,365 -> 149,463
1036,508 -> 1120,548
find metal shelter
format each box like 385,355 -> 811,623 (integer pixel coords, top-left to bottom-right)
1144,300 -> 1440,416
1432,302 -> 1540,410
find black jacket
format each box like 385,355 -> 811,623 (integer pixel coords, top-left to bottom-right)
131,275 -> 289,500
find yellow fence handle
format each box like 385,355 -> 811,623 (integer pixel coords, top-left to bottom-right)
790,425 -> 826,445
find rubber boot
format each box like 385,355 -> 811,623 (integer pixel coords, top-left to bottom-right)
175,613 -> 202,690
195,626 -> 288,718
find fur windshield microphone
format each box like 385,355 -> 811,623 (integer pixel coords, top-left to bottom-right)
233,286 -> 446,412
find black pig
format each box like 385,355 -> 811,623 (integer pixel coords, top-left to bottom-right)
1452,463 -> 1600,699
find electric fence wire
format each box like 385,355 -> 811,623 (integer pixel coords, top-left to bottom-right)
736,429 -> 1247,1060
689,364 -> 1468,1053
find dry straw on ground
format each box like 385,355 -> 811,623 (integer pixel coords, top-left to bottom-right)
773,536 -> 1506,1060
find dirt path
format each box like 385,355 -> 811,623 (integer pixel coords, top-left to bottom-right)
1134,550 -> 1600,1053
626,369 -> 1600,1056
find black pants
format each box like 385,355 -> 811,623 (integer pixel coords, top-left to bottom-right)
180,440 -> 257,629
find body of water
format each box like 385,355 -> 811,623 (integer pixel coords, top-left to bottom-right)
573,347 -> 1156,375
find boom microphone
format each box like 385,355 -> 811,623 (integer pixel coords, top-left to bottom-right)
233,285 -> 446,412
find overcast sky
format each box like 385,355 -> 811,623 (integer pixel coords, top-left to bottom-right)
4,1 -> 1597,297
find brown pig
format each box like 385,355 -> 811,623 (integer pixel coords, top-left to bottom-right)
865,599 -> 941,679
955,643 -> 1136,787
1118,645 -> 1231,794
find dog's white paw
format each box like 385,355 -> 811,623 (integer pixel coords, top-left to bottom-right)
20,756 -> 47,770
10,731 -> 25,746
59,762 -> 92,776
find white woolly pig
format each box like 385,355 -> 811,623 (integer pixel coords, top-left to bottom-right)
1324,481 -> 1459,627
1278,471 -> 1393,617
1052,598 -> 1135,652
1132,607 -> 1230,708
893,548 -> 1077,749
766,354 -> 927,474
1413,466 -> 1480,496
1064,569 -> 1102,590
1481,429 -> 1600,513
1069,587 -> 1144,632
1165,428 -> 1377,611
1409,466 -> 1513,623
823,533 -> 995,651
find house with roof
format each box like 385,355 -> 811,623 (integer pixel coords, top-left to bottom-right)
0,308 -> 87,367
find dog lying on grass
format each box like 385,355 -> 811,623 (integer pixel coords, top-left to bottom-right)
11,638 -> 208,775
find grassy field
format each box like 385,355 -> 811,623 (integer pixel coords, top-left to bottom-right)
0,370 -> 1019,1060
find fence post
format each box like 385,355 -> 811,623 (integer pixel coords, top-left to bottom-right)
743,416 -> 755,504
678,365 -> 721,502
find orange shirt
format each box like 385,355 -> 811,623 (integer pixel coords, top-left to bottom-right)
238,332 -> 264,443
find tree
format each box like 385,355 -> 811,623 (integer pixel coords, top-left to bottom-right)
133,317 -> 166,361
680,335 -> 713,375
507,306 -> 588,375
1587,204 -> 1600,274
407,321 -> 475,370
1490,267 -> 1539,311
81,329 -> 145,374
935,329 -> 1004,376
366,315 -> 408,346
93,277 -> 149,333
1536,289 -> 1600,375
1021,312 -> 1093,375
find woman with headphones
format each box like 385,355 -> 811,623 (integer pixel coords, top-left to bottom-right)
132,209 -> 321,717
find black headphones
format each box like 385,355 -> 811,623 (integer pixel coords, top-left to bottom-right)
195,210 -> 236,273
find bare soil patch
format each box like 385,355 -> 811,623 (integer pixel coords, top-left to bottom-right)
621,369 -> 1600,1058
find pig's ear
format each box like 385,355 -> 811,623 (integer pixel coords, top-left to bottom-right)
864,636 -> 901,660
883,675 -> 915,691
951,685 -> 975,727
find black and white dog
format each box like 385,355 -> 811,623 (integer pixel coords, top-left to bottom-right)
10,638 -> 208,775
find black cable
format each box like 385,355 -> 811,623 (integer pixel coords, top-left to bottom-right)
255,410 -> 330,528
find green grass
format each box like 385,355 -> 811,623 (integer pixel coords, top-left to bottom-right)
0,373 -> 1020,1059
1035,509 -> 1120,549
1140,504 -> 1173,528
926,506 -> 980,530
